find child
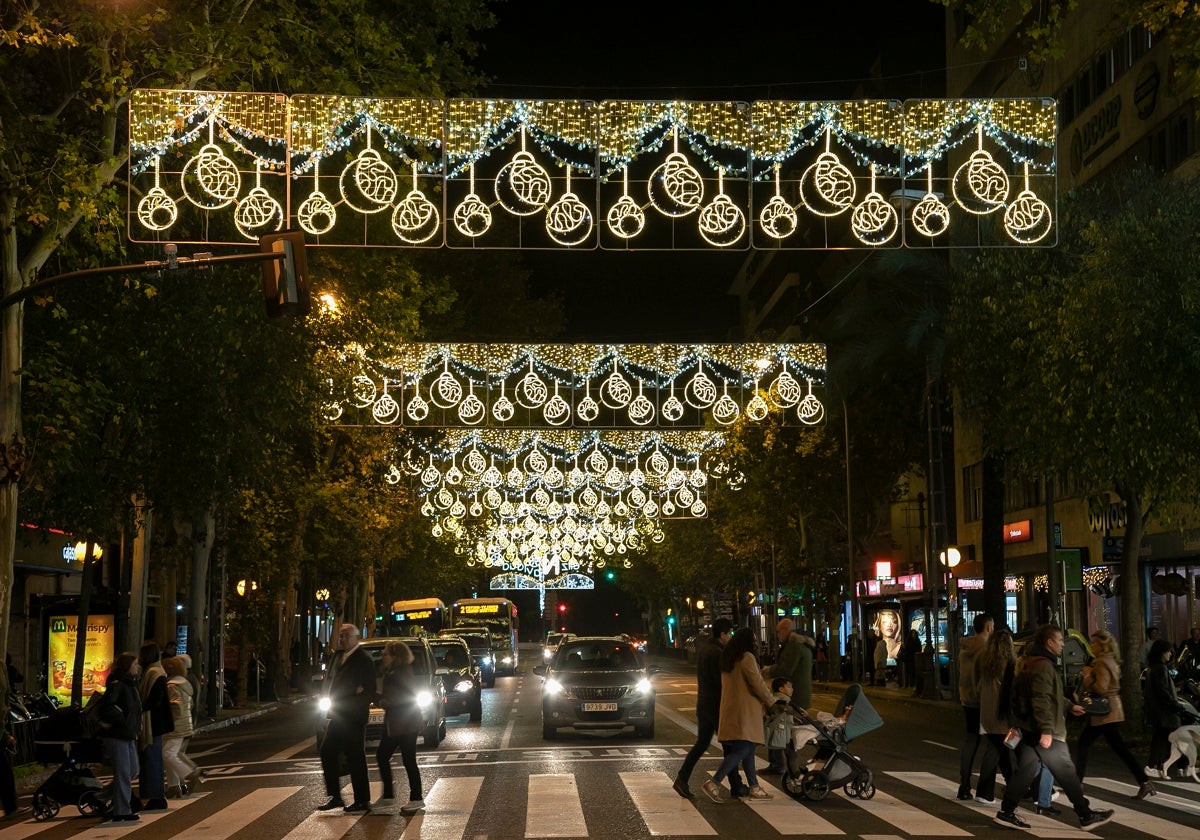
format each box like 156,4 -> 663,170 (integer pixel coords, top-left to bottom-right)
764,678 -> 794,774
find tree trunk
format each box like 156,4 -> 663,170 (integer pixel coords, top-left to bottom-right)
0,189 -> 25,679
1118,487 -> 1146,727
275,566 -> 298,698
189,508 -> 215,698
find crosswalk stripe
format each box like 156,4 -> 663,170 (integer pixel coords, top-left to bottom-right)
887,771 -> 1098,839
746,777 -> 843,835
840,785 -> 971,836
527,773 -> 587,837
185,787 -> 302,839
1077,791 -> 1200,840
1086,777 -> 1200,822
401,776 -> 482,839
87,792 -> 209,839
619,771 -> 716,835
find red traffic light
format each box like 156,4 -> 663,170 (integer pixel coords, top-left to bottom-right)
558,603 -> 567,613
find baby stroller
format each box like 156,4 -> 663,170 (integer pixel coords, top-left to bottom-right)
782,683 -> 884,802
31,706 -> 109,821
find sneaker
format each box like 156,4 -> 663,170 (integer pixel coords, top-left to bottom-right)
342,802 -> 370,814
1144,765 -> 1164,780
143,799 -> 169,812
747,786 -> 773,801
316,797 -> 345,811
399,799 -> 425,815
974,795 -> 995,805
1050,789 -> 1060,802
957,787 -> 973,801
1035,804 -> 1061,816
993,810 -> 1031,830
701,781 -> 727,804
672,778 -> 694,800
371,797 -> 396,810
1079,809 -> 1114,829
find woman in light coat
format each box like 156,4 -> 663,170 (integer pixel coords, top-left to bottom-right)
162,656 -> 201,797
1075,630 -> 1153,798
702,628 -> 776,803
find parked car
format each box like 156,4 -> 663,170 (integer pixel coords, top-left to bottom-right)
314,636 -> 446,749
533,635 -> 657,740
428,637 -> 483,722
440,626 -> 496,688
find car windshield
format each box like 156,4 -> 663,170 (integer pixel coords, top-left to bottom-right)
361,642 -> 429,676
457,634 -> 489,651
555,642 -> 638,670
545,633 -> 564,646
431,643 -> 469,669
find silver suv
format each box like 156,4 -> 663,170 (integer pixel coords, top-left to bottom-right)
534,636 -> 657,739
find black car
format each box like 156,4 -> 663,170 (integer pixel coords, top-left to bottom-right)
534,635 -> 657,739
314,636 -> 446,749
439,627 -> 496,688
428,637 -> 483,722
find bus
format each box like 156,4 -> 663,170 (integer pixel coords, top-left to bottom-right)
451,597 -> 519,675
389,598 -> 447,637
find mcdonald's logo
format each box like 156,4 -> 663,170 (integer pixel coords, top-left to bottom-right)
51,618 -> 67,633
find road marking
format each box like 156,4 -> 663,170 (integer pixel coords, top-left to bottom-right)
748,777 -> 843,835
923,740 -> 956,751
527,774 -> 586,837
403,776 -> 483,839
842,786 -> 969,836
1080,788 -> 1200,838
619,770 -> 716,835
266,737 -> 314,762
184,786 -> 301,839
189,742 -> 233,758
86,792 -> 208,838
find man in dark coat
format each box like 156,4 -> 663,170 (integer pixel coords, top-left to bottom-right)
317,623 -> 377,814
673,618 -> 746,799
761,618 -> 815,774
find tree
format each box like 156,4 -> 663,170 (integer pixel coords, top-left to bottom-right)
951,169 -> 1200,721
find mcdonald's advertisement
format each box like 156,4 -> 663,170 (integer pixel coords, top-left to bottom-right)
47,615 -> 115,705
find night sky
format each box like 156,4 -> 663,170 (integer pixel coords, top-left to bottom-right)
472,1 -> 948,342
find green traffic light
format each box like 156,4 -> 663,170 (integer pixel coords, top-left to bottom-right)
605,570 -> 615,580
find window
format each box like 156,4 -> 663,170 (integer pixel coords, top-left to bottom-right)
962,462 -> 983,523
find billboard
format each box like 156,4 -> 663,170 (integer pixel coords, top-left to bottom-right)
47,614 -> 116,706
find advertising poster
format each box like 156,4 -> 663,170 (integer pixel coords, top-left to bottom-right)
47,614 -> 115,705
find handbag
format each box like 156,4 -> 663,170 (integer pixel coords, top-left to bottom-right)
1079,691 -> 1111,716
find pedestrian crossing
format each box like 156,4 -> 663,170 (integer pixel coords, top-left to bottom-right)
8,769 -> 1200,838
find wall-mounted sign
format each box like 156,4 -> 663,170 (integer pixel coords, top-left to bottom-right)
1003,519 -> 1033,543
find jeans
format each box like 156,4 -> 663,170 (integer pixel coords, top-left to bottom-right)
1001,736 -> 1093,819
139,734 -> 165,799
1076,722 -> 1148,784
104,737 -> 140,816
975,733 -> 1013,800
320,717 -> 370,805
713,739 -> 758,788
376,733 -> 421,801
958,706 -> 982,793
677,715 -> 744,790
1036,763 -> 1055,807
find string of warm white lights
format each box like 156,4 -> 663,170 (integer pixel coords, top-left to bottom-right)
128,90 -> 1057,248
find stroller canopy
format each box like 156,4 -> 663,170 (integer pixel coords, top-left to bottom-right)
837,683 -> 884,742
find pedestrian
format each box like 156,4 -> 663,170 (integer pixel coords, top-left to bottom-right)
1143,637 -> 1188,780
98,652 -> 143,823
902,629 -> 921,689
956,612 -> 992,800
372,640 -> 425,815
1142,626 -> 1161,668
702,627 -> 777,803
993,623 -> 1113,831
0,662 -> 21,820
316,623 -> 376,814
162,656 -> 201,798
674,618 -> 747,799
1032,762 -> 1059,816
973,628 -> 1014,804
763,618 -> 815,714
1074,629 -> 1154,798
815,637 -> 828,682
178,653 -> 204,728
137,641 -> 172,811
1178,627 -> 1200,671
764,677 -> 794,773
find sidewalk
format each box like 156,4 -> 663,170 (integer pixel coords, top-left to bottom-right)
14,692 -> 313,793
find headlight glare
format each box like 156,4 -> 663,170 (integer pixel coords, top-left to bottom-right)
416,690 -> 433,709
318,696 -> 332,713
454,679 -> 474,693
544,678 -> 563,696
635,678 -> 652,694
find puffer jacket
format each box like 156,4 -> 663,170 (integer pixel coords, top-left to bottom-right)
167,675 -> 195,738
1080,654 -> 1124,727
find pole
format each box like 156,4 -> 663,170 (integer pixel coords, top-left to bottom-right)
844,402 -> 859,683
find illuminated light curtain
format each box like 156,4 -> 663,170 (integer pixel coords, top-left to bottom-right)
326,342 -> 827,429
128,92 -> 1057,250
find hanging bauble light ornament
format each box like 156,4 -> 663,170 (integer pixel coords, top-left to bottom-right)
758,163 -> 798,240
492,379 -> 515,422
340,123 -> 398,213
458,383 -> 486,425
430,357 -> 464,409
420,456 -> 442,488
234,159 -> 284,240
576,379 -> 600,422
297,159 -> 337,236
648,125 -> 704,217
606,165 -> 646,239
351,374 -> 377,407
599,360 -> 633,409
850,163 -> 899,246
181,118 -> 240,210
910,163 -> 950,239
646,447 -> 670,479
545,164 -> 593,246
445,459 -> 464,486
1003,162 -> 1053,244
797,378 -> 825,425
385,465 -> 402,486
544,382 -> 572,426
684,360 -> 718,408
525,447 -> 549,476
698,167 -> 746,247
392,158 -> 441,244
799,126 -> 855,217
745,379 -> 770,421
516,358 -> 548,408
628,381 -> 656,426
371,378 -> 401,425
137,156 -> 178,231
768,360 -> 801,408
453,162 -> 493,238
495,127 -> 552,216
406,380 -> 430,422
464,446 -> 487,477
661,381 -> 685,422
952,123 -> 1009,215
712,381 -> 741,425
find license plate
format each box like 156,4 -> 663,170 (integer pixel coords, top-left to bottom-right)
369,708 -> 385,724
582,702 -> 617,712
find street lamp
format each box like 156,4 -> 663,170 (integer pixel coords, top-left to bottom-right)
73,541 -> 103,561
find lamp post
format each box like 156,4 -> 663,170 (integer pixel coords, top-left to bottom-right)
69,539 -> 103,707
939,545 -> 962,700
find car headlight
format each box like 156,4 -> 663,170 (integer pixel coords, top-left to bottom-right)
635,678 -> 652,694
454,679 -> 474,693
502,655 -> 513,665
543,649 -> 553,660
416,690 -> 433,709
318,696 -> 332,713
544,678 -> 563,696
482,655 -> 493,665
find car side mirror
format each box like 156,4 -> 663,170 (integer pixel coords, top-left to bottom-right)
532,664 -> 547,676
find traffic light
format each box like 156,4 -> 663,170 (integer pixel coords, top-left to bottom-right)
604,569 -> 616,581
667,615 -> 675,626
260,230 -> 310,317
558,603 -> 567,613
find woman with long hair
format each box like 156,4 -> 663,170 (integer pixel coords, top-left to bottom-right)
1144,637 -> 1188,779
99,652 -> 143,822
1075,630 -> 1154,798
137,641 -> 172,811
702,628 -> 776,803
373,641 -> 425,815
973,629 -> 1015,803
